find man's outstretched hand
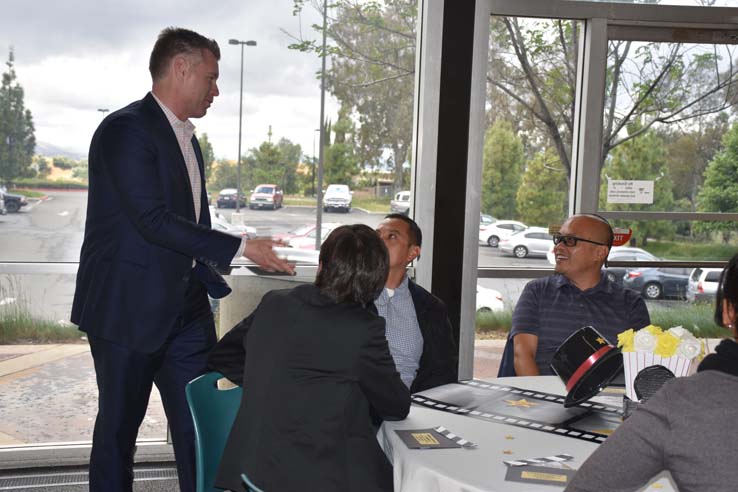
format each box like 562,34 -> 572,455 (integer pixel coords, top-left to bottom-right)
242,238 -> 296,275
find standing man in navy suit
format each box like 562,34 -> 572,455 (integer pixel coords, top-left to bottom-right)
71,27 -> 294,492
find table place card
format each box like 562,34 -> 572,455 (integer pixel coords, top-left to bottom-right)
504,464 -> 577,486
395,426 -> 478,450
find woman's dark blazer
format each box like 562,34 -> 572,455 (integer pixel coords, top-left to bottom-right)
207,283 -> 411,492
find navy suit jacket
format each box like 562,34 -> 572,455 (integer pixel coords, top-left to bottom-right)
71,93 -> 241,353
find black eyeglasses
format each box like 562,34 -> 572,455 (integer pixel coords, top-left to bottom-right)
552,233 -> 607,247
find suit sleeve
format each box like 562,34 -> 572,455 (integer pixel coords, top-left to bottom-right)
207,312 -> 255,386
423,303 -> 458,389
358,317 -> 411,421
99,116 -> 239,270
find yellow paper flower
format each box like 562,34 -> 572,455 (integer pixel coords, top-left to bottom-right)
645,324 -> 664,336
617,329 -> 635,352
654,332 -> 681,358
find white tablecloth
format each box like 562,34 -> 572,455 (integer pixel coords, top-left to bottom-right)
380,376 -> 676,492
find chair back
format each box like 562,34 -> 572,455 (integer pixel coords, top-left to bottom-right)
241,472 -> 265,492
497,333 -> 516,377
186,371 -> 243,492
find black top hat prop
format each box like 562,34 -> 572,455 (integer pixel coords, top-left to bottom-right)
551,326 -> 623,407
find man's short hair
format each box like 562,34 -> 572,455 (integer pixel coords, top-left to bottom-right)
149,27 -> 220,81
316,224 -> 389,306
384,213 -> 423,248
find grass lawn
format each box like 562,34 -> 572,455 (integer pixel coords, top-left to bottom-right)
9,189 -> 45,199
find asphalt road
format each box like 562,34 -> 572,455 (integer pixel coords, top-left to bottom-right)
0,191 -> 553,319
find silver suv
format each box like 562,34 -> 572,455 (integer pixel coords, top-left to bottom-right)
687,267 -> 723,302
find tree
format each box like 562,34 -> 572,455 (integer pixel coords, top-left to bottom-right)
323,106 -> 359,186
489,17 -> 738,178
289,0 -> 416,193
516,149 -> 568,226
276,137 -> 303,194
198,133 -> 215,183
696,122 -> 738,242
210,159 -> 238,191
599,126 -> 676,245
0,48 -> 35,185
482,120 -> 524,220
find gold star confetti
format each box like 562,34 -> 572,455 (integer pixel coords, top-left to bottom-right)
505,435 -> 515,440
651,484 -> 664,489
503,450 -> 514,455
504,399 -> 538,408
596,337 -> 606,345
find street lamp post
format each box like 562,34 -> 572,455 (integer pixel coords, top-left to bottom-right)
315,0 -> 328,251
228,38 -> 257,214
312,128 -> 320,196
97,108 -> 109,117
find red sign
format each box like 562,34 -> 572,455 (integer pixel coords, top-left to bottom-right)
612,227 -> 632,247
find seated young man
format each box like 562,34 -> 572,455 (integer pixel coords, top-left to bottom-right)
375,214 -> 458,392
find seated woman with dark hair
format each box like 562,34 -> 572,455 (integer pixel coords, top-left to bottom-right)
565,253 -> 738,492
207,224 -> 410,492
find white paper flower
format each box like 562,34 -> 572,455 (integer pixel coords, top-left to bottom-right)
678,336 -> 702,360
634,329 -> 657,352
668,326 -> 687,338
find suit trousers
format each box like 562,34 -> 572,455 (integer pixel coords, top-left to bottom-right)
88,303 -> 216,492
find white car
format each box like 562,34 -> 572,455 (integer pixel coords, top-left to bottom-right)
323,184 -> 352,213
287,222 -> 342,250
211,215 -> 257,240
476,285 -> 504,313
686,267 -> 723,302
478,220 -> 527,248
499,227 -> 552,258
390,190 -> 411,215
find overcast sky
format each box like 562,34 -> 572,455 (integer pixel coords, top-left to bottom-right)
1,0 -> 338,161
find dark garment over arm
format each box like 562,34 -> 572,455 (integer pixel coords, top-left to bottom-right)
510,274 -> 650,375
408,280 -> 459,393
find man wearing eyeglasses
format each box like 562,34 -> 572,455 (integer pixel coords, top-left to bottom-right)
510,214 -> 650,376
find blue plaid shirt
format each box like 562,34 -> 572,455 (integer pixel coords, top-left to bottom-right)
375,275 -> 424,388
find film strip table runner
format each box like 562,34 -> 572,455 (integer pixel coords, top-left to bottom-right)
411,380 -> 623,444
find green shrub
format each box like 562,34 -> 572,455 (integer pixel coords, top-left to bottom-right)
476,309 -> 513,334
647,240 -> 737,262
12,177 -> 88,189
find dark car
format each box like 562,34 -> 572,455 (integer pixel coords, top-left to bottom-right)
622,266 -> 691,300
602,247 -> 660,285
216,188 -> 247,208
0,191 -> 28,213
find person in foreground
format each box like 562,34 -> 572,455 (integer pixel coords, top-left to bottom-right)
375,213 -> 458,392
71,27 -> 293,492
565,253 -> 738,492
208,224 -> 411,492
510,214 -> 650,376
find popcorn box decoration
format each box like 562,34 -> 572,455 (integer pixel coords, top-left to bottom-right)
618,325 -> 703,401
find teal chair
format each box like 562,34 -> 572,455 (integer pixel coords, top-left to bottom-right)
241,472 -> 265,492
186,371 -> 243,492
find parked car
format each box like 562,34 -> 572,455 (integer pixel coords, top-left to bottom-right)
272,223 -> 318,243
622,266 -> 691,300
686,267 -> 723,303
249,184 -> 283,210
476,285 -> 504,313
480,214 -> 496,226
390,190 -> 411,215
478,220 -> 527,248
0,190 -> 28,213
211,215 -> 257,239
287,222 -> 342,250
323,184 -> 352,213
499,227 -> 552,258
216,188 -> 246,208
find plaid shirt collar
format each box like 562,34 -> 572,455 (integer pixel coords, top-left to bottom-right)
151,92 -> 196,140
